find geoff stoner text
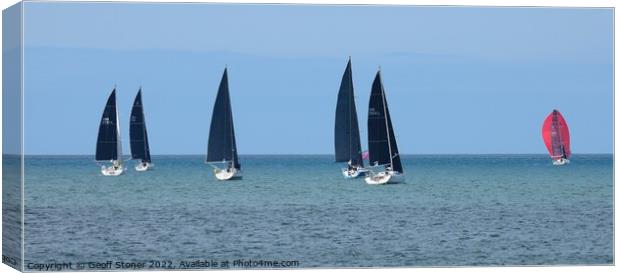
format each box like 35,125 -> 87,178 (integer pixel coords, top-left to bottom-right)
26,259 -> 301,271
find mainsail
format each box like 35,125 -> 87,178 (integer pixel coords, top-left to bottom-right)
334,58 -> 363,167
367,71 -> 403,173
542,109 -> 571,159
130,89 -> 151,163
207,68 -> 240,169
96,89 -> 122,161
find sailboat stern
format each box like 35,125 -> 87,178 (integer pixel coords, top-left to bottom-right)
213,167 -> 243,181
364,170 -> 405,185
100,160 -> 125,176
552,158 -> 570,166
341,166 -> 369,178
135,161 -> 153,171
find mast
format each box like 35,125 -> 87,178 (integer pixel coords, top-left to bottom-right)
141,89 -> 151,162
348,57 -> 353,165
378,69 -> 393,169
551,110 -> 563,158
553,110 -> 565,158
228,67 -> 238,169
115,93 -> 122,163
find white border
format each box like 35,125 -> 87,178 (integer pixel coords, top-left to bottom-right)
2,0 -> 617,7
20,1 -> 25,272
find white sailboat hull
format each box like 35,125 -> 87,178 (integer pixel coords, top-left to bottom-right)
365,171 -> 405,185
341,167 -> 369,178
213,168 -> 243,181
552,158 -> 570,166
101,163 -> 125,176
135,162 -> 153,171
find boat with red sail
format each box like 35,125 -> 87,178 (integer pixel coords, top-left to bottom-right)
542,109 -> 571,165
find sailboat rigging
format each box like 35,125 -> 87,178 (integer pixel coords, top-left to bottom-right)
96,88 -> 124,176
334,58 -> 368,178
542,109 -> 571,165
365,69 -> 405,185
130,88 -> 153,171
206,68 -> 242,180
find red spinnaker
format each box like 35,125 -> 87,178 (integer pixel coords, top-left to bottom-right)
542,110 -> 571,159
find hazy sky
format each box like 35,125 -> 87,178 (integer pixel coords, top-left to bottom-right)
20,2 -> 613,154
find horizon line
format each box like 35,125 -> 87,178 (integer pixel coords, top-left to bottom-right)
7,153 -> 614,156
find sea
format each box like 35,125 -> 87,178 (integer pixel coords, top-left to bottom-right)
16,154 -> 613,269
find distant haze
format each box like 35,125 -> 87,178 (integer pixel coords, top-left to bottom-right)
21,3 -> 613,155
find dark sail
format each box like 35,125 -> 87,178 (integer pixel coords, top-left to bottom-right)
367,71 -> 403,173
95,89 -> 121,161
334,58 -> 363,166
130,89 -> 151,162
207,68 -> 240,169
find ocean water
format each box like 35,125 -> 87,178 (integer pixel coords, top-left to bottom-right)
22,154 -> 612,268
3,155 -> 22,270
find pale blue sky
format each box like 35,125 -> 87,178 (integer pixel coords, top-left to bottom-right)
20,2 -> 613,154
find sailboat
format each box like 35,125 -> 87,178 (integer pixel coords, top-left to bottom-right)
334,58 -> 368,178
96,88 -> 124,176
206,68 -> 242,181
365,70 -> 405,185
542,109 -> 571,165
130,88 -> 153,171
